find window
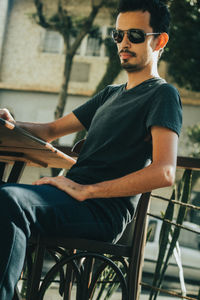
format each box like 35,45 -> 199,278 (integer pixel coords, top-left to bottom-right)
85,35 -> 101,56
85,28 -> 102,57
42,30 -> 63,53
41,26 -> 114,57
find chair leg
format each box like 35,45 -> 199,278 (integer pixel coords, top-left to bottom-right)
63,250 -> 77,300
127,242 -> 143,300
81,257 -> 95,300
26,242 -> 45,300
128,192 -> 151,300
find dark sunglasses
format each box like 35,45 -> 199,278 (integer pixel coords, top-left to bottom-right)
112,29 -> 161,44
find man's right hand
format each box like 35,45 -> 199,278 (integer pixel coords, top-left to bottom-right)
0,108 -> 15,123
0,110 -> 84,142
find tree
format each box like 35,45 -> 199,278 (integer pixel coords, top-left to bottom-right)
163,0 -> 200,91
73,37 -> 121,144
32,0 -> 116,120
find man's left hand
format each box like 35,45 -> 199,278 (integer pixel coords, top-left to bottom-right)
33,176 -> 89,201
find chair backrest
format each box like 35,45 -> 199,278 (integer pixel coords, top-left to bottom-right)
118,192 -> 151,245
71,139 -> 86,155
129,192 -> 151,299
116,192 -> 151,300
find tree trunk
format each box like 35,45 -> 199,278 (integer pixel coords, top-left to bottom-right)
73,39 -> 121,145
54,53 -> 73,120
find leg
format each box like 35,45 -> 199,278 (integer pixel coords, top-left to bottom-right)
0,183 -> 115,300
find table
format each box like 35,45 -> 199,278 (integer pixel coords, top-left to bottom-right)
0,118 -> 78,300
0,118 -> 76,183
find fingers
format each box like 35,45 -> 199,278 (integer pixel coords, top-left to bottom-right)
33,177 -> 52,185
0,108 -> 15,123
33,176 -> 66,188
32,176 -> 88,201
32,176 -> 88,202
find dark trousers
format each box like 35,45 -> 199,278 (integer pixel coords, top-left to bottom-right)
0,183 -> 117,300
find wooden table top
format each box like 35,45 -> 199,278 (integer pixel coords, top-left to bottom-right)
0,118 -> 76,169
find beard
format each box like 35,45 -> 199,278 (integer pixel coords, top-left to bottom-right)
121,60 -> 143,73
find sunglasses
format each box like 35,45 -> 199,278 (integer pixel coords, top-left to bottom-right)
112,29 -> 161,44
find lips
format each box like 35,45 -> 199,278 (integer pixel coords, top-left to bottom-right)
119,51 -> 135,60
120,53 -> 133,59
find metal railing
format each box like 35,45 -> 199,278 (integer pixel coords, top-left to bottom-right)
142,156 -> 200,300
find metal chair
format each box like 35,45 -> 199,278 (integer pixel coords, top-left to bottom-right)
23,191 -> 151,300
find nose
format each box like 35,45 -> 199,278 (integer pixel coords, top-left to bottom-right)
120,32 -> 131,48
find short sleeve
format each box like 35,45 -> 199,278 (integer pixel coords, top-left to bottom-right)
146,84 -> 182,136
73,86 -> 110,130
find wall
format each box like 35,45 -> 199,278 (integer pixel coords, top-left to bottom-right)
0,89 -> 88,145
0,0 -> 9,68
0,0 -> 110,95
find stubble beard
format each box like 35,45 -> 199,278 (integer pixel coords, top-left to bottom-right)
121,59 -> 143,73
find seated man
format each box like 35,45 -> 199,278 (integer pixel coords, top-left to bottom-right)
0,0 -> 182,299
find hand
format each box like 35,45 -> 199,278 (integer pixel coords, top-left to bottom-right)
0,108 -> 15,123
33,176 -> 90,201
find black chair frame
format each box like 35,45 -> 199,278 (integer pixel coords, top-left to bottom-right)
21,191 -> 151,300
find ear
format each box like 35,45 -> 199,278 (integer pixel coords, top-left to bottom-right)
155,33 -> 169,50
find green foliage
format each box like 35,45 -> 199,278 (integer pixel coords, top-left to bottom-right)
163,0 -> 200,91
187,123 -> 200,157
149,170 -> 192,300
93,260 -> 124,299
187,123 -> 200,144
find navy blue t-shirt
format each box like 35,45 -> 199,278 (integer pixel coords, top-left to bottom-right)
66,78 -> 182,241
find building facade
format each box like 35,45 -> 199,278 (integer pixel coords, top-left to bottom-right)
0,0 -> 200,189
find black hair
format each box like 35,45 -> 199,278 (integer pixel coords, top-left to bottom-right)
117,0 -> 170,34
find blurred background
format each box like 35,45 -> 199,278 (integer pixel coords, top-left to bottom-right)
0,0 -> 199,299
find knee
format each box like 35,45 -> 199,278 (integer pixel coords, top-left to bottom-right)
0,185 -> 18,211
0,185 -> 31,237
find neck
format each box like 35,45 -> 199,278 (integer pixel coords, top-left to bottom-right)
125,64 -> 160,90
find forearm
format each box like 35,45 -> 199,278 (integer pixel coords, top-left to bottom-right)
16,112 -> 84,143
0,108 -> 84,142
16,121 -> 53,142
86,163 -> 175,199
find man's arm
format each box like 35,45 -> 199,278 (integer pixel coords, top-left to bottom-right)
0,109 -> 84,142
33,126 -> 178,200
87,126 -> 177,197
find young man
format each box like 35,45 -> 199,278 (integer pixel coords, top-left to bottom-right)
0,0 -> 182,299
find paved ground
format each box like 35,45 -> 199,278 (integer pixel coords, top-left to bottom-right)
18,279 -> 198,299
18,279 -> 197,299
43,290 -> 178,299
30,285 -> 179,300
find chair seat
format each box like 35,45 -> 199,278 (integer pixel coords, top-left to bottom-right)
29,236 -> 131,257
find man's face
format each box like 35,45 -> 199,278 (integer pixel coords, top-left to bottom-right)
115,11 -> 158,73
